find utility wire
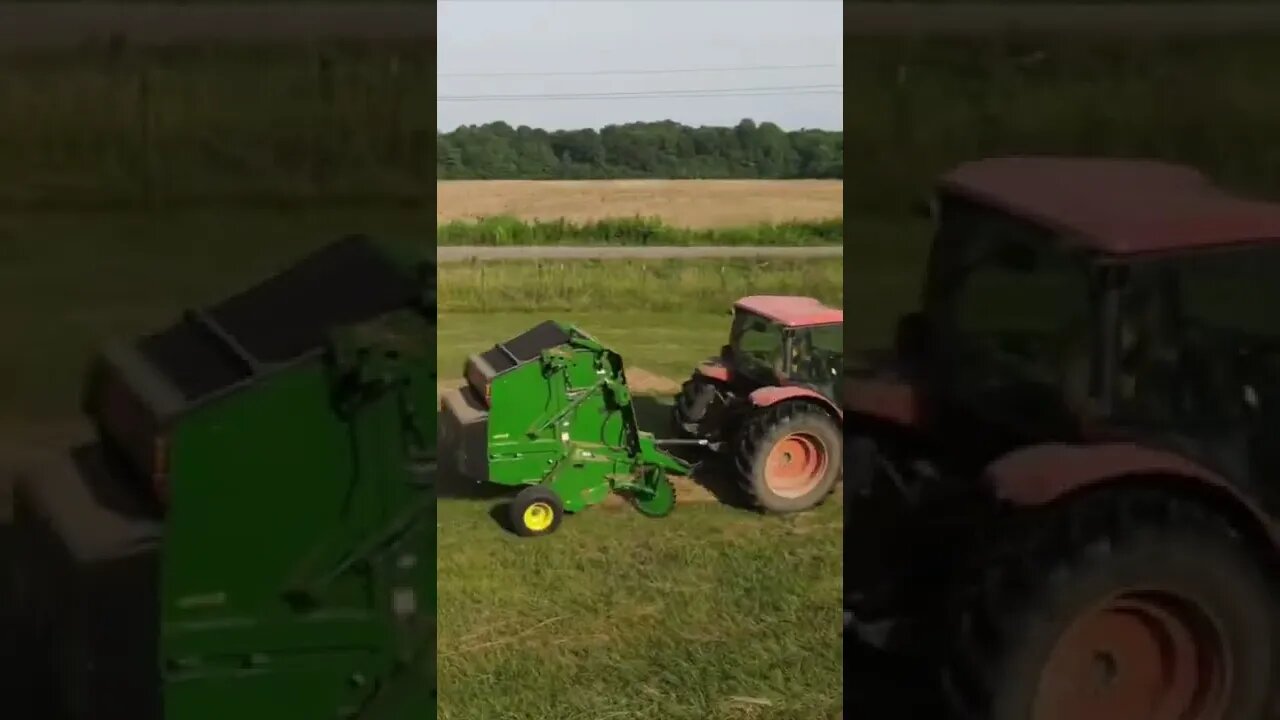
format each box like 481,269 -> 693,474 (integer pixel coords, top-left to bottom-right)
438,83 -> 843,102
438,62 -> 840,78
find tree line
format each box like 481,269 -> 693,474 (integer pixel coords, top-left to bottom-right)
436,120 -> 843,180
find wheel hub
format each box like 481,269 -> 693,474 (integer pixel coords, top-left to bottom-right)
522,502 -> 554,532
764,432 -> 828,498
1034,591 -> 1229,720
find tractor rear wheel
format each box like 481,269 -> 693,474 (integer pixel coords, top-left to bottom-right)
735,403 -> 841,513
942,488 -> 1278,720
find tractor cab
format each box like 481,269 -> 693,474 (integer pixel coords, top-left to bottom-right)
845,158 -> 1280,720
726,296 -> 844,401
856,160 -> 1280,500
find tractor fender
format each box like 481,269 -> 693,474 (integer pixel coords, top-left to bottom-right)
841,377 -> 922,428
984,442 -> 1280,552
695,360 -> 730,383
748,386 -> 842,420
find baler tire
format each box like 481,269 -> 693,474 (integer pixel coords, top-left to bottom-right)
734,402 -> 841,514
941,488 -> 1279,720
509,486 -> 564,537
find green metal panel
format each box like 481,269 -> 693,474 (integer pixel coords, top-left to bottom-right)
165,655 -> 383,720
158,306 -> 435,718
478,322 -> 688,514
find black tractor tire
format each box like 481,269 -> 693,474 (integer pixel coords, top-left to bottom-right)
672,376 -> 725,439
734,402 -> 841,513
942,487 -> 1279,720
508,485 -> 565,538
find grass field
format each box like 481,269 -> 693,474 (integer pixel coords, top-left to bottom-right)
437,491 -> 842,720
437,258 -> 844,315
437,309 -> 842,720
437,258 -> 847,719
0,205 -> 861,418
0,218 -> 846,718
437,215 -> 844,247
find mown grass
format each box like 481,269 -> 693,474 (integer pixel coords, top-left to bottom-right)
436,216 -> 844,246
437,258 -> 844,314
436,496 -> 842,720
436,309 -> 841,720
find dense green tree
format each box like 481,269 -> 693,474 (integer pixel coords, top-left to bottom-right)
436,120 -> 844,180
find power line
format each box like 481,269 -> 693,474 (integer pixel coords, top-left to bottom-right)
438,62 -> 840,78
439,89 -> 840,103
438,83 -> 843,103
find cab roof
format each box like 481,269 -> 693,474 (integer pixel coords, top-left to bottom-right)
939,157 -> 1280,256
734,295 -> 842,328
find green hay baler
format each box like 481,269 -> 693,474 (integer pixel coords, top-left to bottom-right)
8,236 -> 435,720
440,321 -> 698,536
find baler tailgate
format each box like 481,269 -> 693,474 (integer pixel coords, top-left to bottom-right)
87,236 -> 425,499
134,235 -> 418,405
465,320 -> 573,401
480,321 -> 572,373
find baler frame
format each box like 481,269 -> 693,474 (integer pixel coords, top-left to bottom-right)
442,321 -> 700,536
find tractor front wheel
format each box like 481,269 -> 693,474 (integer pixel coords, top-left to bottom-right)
942,489 -> 1279,720
672,376 -> 728,440
735,402 -> 841,513
509,486 -> 564,537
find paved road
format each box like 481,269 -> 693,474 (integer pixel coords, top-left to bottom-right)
437,245 -> 843,263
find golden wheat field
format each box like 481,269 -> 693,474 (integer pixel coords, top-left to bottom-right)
436,179 -> 843,227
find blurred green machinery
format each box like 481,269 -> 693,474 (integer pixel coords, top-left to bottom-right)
8,236 -> 435,720
440,321 -> 696,536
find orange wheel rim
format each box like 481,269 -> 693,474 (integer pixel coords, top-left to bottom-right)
1033,590 -> 1230,720
764,432 -> 828,498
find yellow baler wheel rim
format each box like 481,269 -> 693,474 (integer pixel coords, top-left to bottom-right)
523,501 -> 555,532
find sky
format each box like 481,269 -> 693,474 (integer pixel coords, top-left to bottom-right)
437,0 -> 843,132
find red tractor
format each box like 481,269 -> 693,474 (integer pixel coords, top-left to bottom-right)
844,157 -> 1280,719
674,295 -> 843,513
